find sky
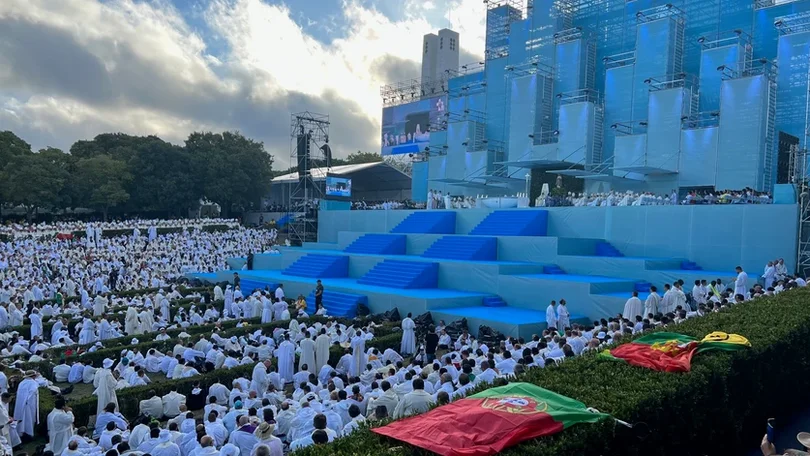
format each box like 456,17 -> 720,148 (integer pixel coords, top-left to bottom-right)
0,0 -> 489,168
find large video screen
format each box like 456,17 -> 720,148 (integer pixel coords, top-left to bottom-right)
381,96 -> 446,156
325,175 -> 352,199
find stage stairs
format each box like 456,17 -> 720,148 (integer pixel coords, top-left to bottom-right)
469,210 -> 548,236
391,211 -> 456,234
595,241 -> 624,257
357,260 -> 439,289
282,254 -> 349,278
344,234 -> 406,255
482,295 -> 508,307
422,236 -> 497,261
305,290 -> 367,318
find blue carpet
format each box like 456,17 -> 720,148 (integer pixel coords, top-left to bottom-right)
237,270 -> 487,299
188,272 -> 219,281
288,248 -> 534,266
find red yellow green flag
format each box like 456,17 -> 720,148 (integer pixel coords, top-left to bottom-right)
372,382 -> 609,456
602,331 -> 750,372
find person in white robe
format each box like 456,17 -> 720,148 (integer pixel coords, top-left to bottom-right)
299,335 -> 316,372
47,398 -> 75,455
93,359 -> 119,417
545,301 -> 558,329
314,329 -> 331,373
261,298 -> 273,324
151,430 -> 181,456
556,299 -> 570,330
250,360 -> 271,394
275,334 -> 296,384
735,266 -> 748,298
139,308 -> 155,334
622,291 -> 643,320
762,262 -> 776,290
30,309 -> 44,339
99,318 -> 114,340
15,371 -> 40,438
644,286 -> 661,316
400,314 -> 416,355
79,317 -> 96,345
350,331 -> 366,377
392,379 -> 434,419
93,294 -> 108,318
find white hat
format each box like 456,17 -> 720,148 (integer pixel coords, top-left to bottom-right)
798,432 -> 810,448
131,338 -> 139,344
102,358 -> 114,369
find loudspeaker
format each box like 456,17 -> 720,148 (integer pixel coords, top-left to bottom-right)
297,133 -> 311,181
320,143 -> 332,168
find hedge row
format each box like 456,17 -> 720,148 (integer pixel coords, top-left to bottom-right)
293,288 -> 810,456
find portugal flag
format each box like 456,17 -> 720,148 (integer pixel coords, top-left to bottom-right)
602,331 -> 750,372
372,382 -> 609,456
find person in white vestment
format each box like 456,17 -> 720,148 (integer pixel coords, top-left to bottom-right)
275,335 -> 295,384
314,329 -> 331,373
14,371 -> 39,438
623,291 -> 643,320
762,262 -> 776,290
350,331 -> 366,377
47,398 -> 75,455
546,301 -> 558,329
645,286 -> 661,316
251,360 -> 272,394
299,335 -> 316,371
30,309 -> 44,339
93,359 -> 119,416
557,299 -> 570,330
400,314 -> 416,355
393,378 -> 434,419
151,430 -> 181,456
735,266 -> 749,298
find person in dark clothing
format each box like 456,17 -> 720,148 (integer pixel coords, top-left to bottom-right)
425,326 -> 439,363
314,280 -> 324,311
233,272 -> 241,289
246,252 -> 254,270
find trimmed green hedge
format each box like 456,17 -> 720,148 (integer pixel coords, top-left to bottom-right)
68,224 -> 234,239
293,288 -> 810,456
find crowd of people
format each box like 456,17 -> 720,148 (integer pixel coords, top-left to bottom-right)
537,188 -> 772,208
0,219 -> 240,240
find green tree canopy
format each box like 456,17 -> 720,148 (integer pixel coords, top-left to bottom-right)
0,152 -> 69,220
74,155 -> 132,220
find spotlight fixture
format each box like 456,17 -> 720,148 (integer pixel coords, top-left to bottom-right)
680,116 -> 689,121
716,65 -> 726,71
610,124 -> 618,130
697,36 -> 706,44
555,93 -> 562,99
643,78 -> 652,84
528,134 -> 535,138
636,11 -> 643,18
734,29 -> 743,35
710,111 -> 720,117
603,57 -> 609,63
552,130 -> 560,136
775,19 -> 784,27
639,121 -> 648,127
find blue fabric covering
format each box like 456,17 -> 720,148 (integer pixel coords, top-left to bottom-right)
344,234 -> 406,255
421,236 -> 497,261
357,260 -> 439,289
469,210 -> 548,236
282,254 -> 349,278
304,290 -> 366,318
390,211 -> 456,234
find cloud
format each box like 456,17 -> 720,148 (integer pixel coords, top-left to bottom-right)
0,0 -> 488,168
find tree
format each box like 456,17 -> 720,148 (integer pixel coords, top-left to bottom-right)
74,155 -> 132,220
0,152 -> 69,220
186,131 -> 274,216
126,137 -> 202,216
345,151 -> 383,164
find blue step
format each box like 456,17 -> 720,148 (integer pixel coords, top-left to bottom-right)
282,254 -> 349,278
421,236 -> 497,261
391,212 -> 456,234
344,234 -> 407,255
595,241 -> 624,257
680,260 -> 703,271
543,265 -> 566,274
634,281 -> 652,293
305,290 -> 367,318
468,210 -> 548,236
482,296 -> 508,307
239,280 -> 280,296
357,260 -> 439,289
277,214 -> 292,228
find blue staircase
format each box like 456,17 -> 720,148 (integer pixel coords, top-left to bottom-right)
421,236 -> 497,261
305,290 -> 367,318
680,260 -> 703,270
634,281 -> 653,293
468,210 -> 548,236
239,279 -> 280,295
482,296 -> 508,307
595,241 -> 624,257
344,234 -> 406,255
282,254 -> 349,278
391,211 -> 456,234
277,214 -> 292,228
543,265 -> 566,274
357,260 -> 439,288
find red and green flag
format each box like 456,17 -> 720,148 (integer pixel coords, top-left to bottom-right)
372,382 -> 609,456
601,331 -> 750,372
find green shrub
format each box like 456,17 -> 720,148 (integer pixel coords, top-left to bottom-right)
292,288 -> 810,456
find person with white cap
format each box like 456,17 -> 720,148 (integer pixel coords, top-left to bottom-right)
93,358 -> 119,417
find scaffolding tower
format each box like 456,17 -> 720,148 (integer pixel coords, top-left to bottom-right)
485,0 -> 523,60
286,112 -> 330,246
